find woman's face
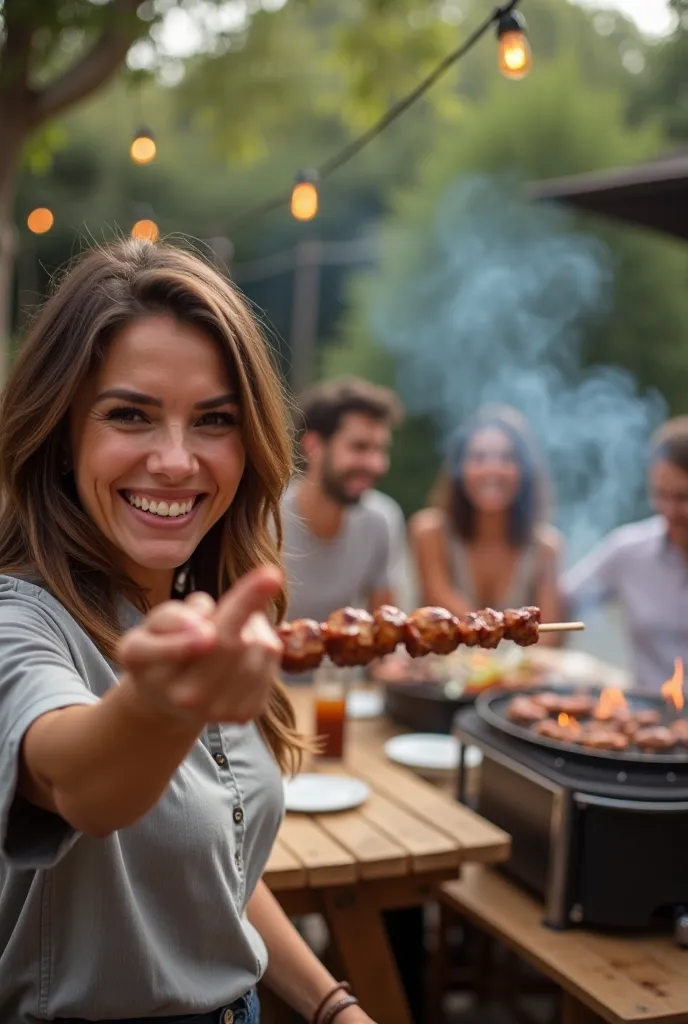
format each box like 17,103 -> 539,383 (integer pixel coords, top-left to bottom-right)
69,314 -> 246,598
461,426 -> 521,514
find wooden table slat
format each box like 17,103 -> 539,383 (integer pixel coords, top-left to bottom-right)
349,745 -> 511,863
442,866 -> 688,1024
358,791 -> 460,873
278,815 -> 358,888
314,810 -> 410,880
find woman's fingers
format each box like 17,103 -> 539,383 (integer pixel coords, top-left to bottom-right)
145,599 -> 216,639
118,621 -> 216,669
184,591 -> 216,617
240,612 -> 283,658
215,567 -> 283,639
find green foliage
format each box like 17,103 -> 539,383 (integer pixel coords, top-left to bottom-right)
630,0 -> 688,141
325,55 -> 688,518
1,0 -> 153,94
180,0 -> 653,169
23,122 -> 69,175
12,67 -> 438,360
180,4 -> 320,165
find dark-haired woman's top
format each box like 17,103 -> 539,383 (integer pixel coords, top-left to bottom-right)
445,529 -> 541,610
0,575 -> 283,1023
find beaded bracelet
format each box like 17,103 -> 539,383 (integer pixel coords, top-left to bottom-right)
320,995 -> 359,1024
311,982 -> 352,1024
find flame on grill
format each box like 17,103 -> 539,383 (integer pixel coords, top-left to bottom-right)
661,657 -> 684,711
594,687 -> 628,720
557,712 -> 580,732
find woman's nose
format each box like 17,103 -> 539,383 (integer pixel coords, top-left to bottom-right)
147,429 -> 199,479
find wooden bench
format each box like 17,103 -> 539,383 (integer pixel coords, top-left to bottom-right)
439,866 -> 688,1024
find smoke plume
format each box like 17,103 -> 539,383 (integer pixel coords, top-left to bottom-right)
369,176 -> 666,560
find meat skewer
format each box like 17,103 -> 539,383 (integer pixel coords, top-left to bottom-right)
277,604 -> 583,674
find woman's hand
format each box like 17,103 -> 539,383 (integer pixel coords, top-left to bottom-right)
117,567 -> 283,726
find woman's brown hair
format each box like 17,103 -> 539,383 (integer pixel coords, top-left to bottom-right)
0,238 -> 308,773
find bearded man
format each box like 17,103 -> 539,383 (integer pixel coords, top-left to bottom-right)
283,377 -> 404,623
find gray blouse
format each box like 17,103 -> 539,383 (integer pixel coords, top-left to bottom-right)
0,576 -> 284,1023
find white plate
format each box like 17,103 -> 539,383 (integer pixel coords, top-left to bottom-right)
284,773 -> 370,814
347,689 -> 384,719
384,734 -> 483,772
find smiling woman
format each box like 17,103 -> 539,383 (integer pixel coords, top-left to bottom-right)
0,240 -> 374,1024
409,405 -> 564,644
69,316 -> 247,605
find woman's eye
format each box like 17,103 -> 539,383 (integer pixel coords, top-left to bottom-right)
105,406 -> 147,424
198,411 -> 239,428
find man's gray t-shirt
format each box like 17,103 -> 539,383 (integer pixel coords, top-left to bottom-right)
0,576 -> 284,1023
281,484 -> 392,623
363,490 -> 411,609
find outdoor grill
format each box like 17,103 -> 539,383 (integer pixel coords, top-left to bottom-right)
453,686 -> 688,943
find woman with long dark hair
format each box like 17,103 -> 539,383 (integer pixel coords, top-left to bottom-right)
409,405 -> 562,642
0,239 -> 376,1024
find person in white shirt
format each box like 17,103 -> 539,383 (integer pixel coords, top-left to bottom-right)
564,417 -> 688,692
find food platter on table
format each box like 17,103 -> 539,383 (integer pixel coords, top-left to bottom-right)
376,645 -> 554,734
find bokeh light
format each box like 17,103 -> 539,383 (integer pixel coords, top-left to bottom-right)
27,207 -> 54,234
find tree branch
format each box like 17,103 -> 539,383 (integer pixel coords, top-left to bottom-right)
31,0 -> 145,127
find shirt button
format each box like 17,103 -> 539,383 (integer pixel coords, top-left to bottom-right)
233,807 -> 244,824
214,753 -> 226,767
223,1011 -> 234,1024
235,851 -> 242,867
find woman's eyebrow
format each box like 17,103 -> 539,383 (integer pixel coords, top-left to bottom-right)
194,392 -> 240,410
94,388 -> 161,406
93,388 -> 240,410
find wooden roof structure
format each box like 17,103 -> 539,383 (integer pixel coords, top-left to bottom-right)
527,149 -> 688,241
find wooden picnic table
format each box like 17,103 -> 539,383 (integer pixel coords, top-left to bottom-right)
263,687 -> 510,1023
441,866 -> 688,1024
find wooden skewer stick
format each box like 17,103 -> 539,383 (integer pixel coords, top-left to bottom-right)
539,621 -> 585,634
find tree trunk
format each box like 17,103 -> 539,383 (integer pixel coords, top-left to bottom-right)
0,119 -> 25,385
0,0 -> 144,385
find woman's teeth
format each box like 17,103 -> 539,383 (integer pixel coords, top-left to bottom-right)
126,494 -> 197,518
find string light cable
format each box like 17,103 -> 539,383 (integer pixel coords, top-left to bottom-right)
229,0 -> 526,231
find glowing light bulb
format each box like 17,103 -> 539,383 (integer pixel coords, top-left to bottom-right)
130,127 -> 157,164
496,11 -> 532,81
291,172 -> 319,221
27,207 -> 54,234
131,218 -> 159,242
